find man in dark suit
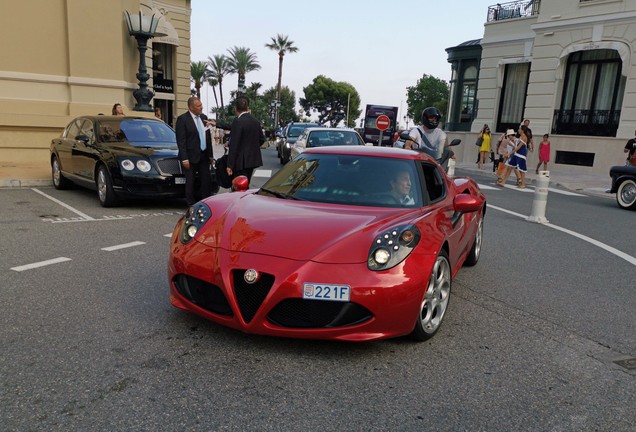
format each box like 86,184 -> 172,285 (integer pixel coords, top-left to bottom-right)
212,96 -> 264,185
176,96 -> 213,205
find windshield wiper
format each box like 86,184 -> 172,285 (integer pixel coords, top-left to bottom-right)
260,187 -> 304,201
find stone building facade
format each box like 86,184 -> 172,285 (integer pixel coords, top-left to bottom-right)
0,0 -> 192,180
446,0 -> 636,173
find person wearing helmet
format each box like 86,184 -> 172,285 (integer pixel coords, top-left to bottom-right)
404,107 -> 448,160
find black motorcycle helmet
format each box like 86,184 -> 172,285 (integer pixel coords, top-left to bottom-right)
421,107 -> 442,129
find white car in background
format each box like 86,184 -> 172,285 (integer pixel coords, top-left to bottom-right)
290,128 -> 366,160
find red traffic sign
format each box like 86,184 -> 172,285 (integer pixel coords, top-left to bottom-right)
375,115 -> 390,131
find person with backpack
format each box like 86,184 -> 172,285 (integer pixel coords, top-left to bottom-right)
403,107 -> 448,161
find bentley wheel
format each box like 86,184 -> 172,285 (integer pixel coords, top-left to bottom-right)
464,215 -> 483,266
616,179 -> 636,210
96,165 -> 118,207
51,155 -> 71,190
411,250 -> 451,341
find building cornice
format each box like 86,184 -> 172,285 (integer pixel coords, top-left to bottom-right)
532,10 -> 636,32
0,71 -> 136,89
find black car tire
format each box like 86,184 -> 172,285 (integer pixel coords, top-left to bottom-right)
51,155 -> 71,190
96,165 -> 118,207
463,215 -> 483,266
411,249 -> 451,342
616,178 -> 636,210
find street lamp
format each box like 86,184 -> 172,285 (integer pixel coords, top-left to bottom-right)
124,11 -> 163,112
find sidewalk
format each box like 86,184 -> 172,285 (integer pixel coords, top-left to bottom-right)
453,162 -> 613,198
0,156 -> 614,198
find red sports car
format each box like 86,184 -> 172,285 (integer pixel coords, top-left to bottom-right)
168,146 -> 486,342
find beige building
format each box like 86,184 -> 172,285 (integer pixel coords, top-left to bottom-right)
446,0 -> 636,174
0,0 -> 192,183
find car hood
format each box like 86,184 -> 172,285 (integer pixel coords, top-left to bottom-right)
196,192 -> 415,263
107,143 -> 178,157
285,137 -> 299,144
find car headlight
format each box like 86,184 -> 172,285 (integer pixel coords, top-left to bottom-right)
368,224 -> 421,271
121,159 -> 135,171
179,202 -> 211,244
136,160 -> 151,172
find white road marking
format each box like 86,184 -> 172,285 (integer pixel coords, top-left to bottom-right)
254,169 -> 272,178
11,257 -> 72,272
101,241 -> 146,251
32,188 -> 95,220
488,204 -> 636,266
478,183 -> 585,196
164,233 -> 172,237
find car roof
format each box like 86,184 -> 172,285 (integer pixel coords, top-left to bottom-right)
303,145 -> 436,162
304,127 -> 359,133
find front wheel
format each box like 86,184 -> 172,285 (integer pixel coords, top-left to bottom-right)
411,250 -> 451,341
96,165 -> 118,207
616,179 -> 636,209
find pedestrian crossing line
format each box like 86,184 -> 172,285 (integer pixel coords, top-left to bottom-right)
477,183 -> 585,196
254,169 -> 272,178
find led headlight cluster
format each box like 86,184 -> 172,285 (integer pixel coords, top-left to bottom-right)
120,158 -> 152,173
180,202 -> 211,244
368,224 -> 421,271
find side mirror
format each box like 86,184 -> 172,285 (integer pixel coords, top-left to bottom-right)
231,175 -> 249,192
449,138 -> 462,147
399,131 -> 412,141
453,193 -> 483,213
75,134 -> 90,144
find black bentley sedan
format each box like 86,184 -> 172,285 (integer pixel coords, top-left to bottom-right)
50,116 -> 187,207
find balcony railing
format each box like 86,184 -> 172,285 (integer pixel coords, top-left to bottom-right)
552,109 -> 621,137
487,0 -> 541,22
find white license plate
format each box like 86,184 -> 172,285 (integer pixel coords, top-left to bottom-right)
174,177 -> 186,184
303,283 -> 350,302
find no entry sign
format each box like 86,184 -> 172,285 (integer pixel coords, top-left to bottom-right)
375,115 -> 390,131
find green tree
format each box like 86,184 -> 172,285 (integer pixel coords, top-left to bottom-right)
406,74 -> 449,125
263,86 -> 298,126
300,75 -> 361,127
190,61 -> 209,99
265,34 -> 299,127
225,46 -> 261,95
207,54 -> 230,110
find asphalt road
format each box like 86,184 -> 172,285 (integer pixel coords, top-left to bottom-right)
1,146 -> 634,431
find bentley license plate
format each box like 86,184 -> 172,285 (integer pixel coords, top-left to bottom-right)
175,177 -> 186,184
303,283 -> 350,302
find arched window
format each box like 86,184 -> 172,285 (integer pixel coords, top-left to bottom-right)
554,49 -> 624,136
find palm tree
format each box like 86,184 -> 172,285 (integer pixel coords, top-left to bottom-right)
190,61 -> 209,99
225,46 -> 261,95
207,77 -> 219,112
207,54 -> 230,110
265,34 -> 298,127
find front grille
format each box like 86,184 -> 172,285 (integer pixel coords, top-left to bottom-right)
157,157 -> 183,175
233,270 -> 275,323
173,274 -> 233,316
268,299 -> 372,328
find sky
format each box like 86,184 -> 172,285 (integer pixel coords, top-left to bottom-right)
190,0 -> 495,125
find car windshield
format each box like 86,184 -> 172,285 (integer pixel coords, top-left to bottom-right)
287,126 -> 306,137
97,119 -> 176,147
307,130 -> 361,147
257,153 -> 422,207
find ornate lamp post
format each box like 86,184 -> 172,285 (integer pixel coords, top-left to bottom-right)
124,11 -> 162,112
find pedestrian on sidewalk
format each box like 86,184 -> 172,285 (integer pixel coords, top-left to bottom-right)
624,130 -> 636,166
477,125 -> 492,170
497,125 -> 530,188
496,129 -> 516,180
536,133 -> 551,173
